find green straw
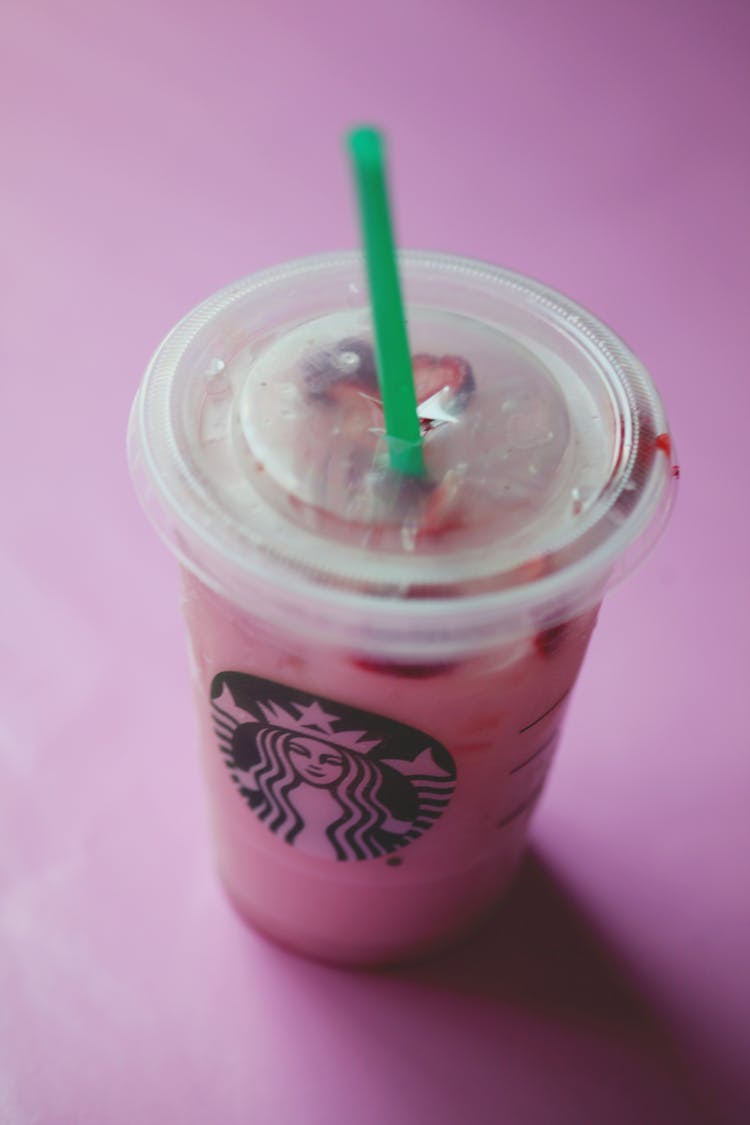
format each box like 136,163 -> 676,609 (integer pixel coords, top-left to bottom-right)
346,126 -> 425,477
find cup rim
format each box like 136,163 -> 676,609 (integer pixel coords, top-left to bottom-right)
128,250 -> 676,649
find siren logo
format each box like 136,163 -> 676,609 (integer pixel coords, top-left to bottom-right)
211,672 -> 456,862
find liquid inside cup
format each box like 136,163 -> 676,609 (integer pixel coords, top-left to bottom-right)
129,253 -> 676,964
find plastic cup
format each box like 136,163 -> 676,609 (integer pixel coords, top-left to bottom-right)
128,251 -> 676,965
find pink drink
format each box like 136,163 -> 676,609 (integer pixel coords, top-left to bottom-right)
183,573 -> 599,962
129,252 -> 675,965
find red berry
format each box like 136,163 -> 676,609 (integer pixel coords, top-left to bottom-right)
411,353 -> 474,406
352,657 -> 457,678
534,623 -> 568,658
654,432 -> 671,457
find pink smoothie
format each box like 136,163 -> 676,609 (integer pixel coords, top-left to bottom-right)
183,568 -> 599,964
129,252 -> 675,965
179,307 -> 607,963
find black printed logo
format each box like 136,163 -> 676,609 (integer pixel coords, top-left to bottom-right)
211,672 -> 456,862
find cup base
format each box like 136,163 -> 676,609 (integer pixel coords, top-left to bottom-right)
218,852 -> 524,968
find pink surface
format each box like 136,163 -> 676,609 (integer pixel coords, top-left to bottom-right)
2,0 -> 748,1121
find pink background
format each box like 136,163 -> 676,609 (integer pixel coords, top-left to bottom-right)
2,0 -> 749,1121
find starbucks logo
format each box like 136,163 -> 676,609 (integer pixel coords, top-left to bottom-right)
211,672 -> 456,862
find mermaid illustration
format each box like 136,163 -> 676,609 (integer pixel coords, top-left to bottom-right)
211,672 -> 456,862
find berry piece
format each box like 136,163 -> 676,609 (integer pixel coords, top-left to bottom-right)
411,353 -> 475,408
534,623 -> 569,658
352,657 -> 457,678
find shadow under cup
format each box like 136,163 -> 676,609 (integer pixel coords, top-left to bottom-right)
129,251 -> 676,965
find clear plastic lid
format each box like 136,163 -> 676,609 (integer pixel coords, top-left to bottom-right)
128,252 -> 676,653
